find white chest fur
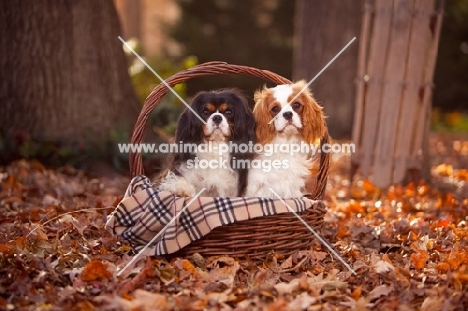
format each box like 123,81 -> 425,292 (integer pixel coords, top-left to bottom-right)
246,136 -> 313,199
178,141 -> 238,197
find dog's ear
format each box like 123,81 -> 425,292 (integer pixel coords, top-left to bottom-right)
221,90 -> 256,196
174,95 -> 205,161
253,86 -> 275,145
175,109 -> 199,144
237,107 -> 256,196
175,92 -> 206,144
243,107 -> 257,147
293,81 -> 326,143
229,90 -> 256,147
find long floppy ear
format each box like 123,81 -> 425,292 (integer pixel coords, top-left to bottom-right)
294,80 -> 326,143
253,86 -> 275,145
226,90 -> 256,196
174,94 -> 205,161
175,109 -> 201,144
236,106 -> 256,196
229,90 -> 256,147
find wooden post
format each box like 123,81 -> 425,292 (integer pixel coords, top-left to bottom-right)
359,0 -> 393,177
351,0 -> 373,163
372,0 -> 413,188
351,0 -> 444,188
392,0 -> 434,184
411,0 -> 446,182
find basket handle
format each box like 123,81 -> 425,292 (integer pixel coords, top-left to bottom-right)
129,62 -> 329,199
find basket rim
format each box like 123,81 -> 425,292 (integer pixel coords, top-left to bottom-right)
129,61 -> 330,199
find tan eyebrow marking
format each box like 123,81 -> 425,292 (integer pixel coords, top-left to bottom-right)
204,103 -> 216,112
219,103 -> 229,112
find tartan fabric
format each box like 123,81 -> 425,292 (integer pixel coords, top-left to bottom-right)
105,175 -> 320,255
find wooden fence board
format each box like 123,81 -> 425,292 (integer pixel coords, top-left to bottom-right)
393,0 -> 434,183
352,0 -> 443,188
351,0 -> 373,164
359,0 -> 393,177
410,1 -> 445,168
372,0 -> 413,188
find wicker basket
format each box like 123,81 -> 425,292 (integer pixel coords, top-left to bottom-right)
130,61 -> 330,261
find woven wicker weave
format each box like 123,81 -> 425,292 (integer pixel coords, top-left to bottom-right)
130,62 -> 330,261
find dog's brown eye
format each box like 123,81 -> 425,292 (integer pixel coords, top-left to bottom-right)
202,109 -> 210,116
224,109 -> 232,115
292,102 -> 301,109
271,106 -> 280,114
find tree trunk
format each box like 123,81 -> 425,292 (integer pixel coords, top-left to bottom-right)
293,0 -> 362,139
0,0 -> 139,143
114,0 -> 142,46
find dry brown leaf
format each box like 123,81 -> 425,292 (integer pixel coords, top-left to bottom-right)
208,260 -> 240,287
274,278 -> 300,296
373,259 -> 394,274
351,286 -> 362,300
410,250 -> 429,269
367,284 -> 393,302
80,259 -> 114,282
287,292 -> 318,310
132,289 -> 169,311
420,296 -> 444,311
121,257 -> 157,294
447,241 -> 468,269
279,255 -> 293,270
2,138 -> 468,310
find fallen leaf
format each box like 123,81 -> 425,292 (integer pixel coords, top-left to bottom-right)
121,257 -> 157,294
410,250 -> 429,269
367,284 -> 393,302
132,289 -> 168,311
80,259 -> 114,282
373,260 -> 394,274
274,279 -> 300,296
447,241 -> 468,269
420,296 -> 444,311
351,286 -> 362,300
287,292 -> 317,309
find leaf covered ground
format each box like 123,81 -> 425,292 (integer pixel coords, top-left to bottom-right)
0,135 -> 467,310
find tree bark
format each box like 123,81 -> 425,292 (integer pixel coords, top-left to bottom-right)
293,0 -> 362,139
0,0 -> 139,143
115,0 -> 142,45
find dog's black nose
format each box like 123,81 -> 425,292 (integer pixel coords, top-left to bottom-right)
212,115 -> 222,125
283,111 -> 293,120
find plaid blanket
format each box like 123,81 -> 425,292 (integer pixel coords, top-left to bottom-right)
106,175 -> 321,255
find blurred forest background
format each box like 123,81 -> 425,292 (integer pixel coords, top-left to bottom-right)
0,0 -> 467,170
117,0 -> 468,131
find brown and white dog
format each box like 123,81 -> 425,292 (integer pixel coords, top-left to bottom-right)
246,81 -> 326,198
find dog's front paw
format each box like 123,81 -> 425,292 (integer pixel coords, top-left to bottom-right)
173,185 -> 196,197
158,174 -> 197,197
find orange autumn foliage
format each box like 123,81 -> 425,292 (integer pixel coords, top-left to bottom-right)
351,286 -> 362,300
81,259 -> 113,282
447,242 -> 468,269
436,262 -> 450,272
410,250 -> 429,269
